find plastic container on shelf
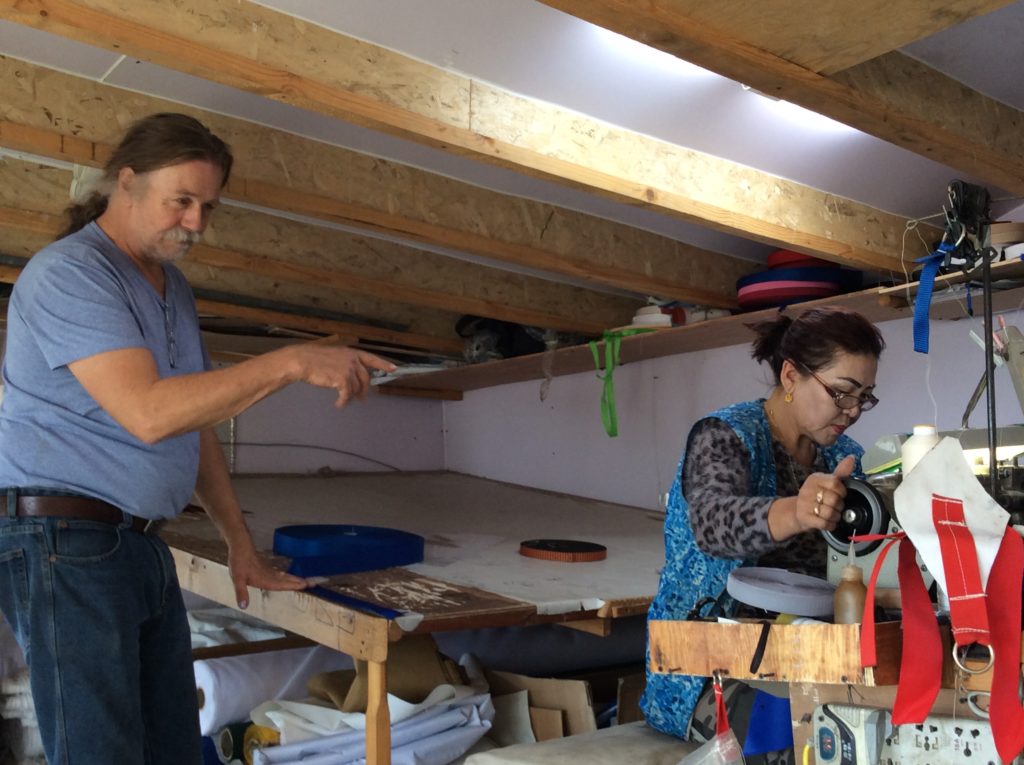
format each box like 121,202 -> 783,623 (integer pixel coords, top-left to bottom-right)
901,424 -> 940,475
833,564 -> 868,624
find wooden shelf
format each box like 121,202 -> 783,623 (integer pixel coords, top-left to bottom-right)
378,287 -> 885,394
878,255 -> 1024,304
648,619 -> 904,686
379,258 -> 1024,396
649,618 -> 1024,690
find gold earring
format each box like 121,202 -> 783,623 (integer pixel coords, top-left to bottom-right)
784,391 -> 793,403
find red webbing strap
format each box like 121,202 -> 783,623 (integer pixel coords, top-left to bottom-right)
892,536 -> 943,724
932,494 -> 990,646
987,528 -> 1024,763
714,675 -> 730,736
859,534 -> 903,668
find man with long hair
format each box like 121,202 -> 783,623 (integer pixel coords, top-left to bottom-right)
0,113 -> 394,763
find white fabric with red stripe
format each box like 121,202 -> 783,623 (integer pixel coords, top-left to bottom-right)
857,437 -> 1024,762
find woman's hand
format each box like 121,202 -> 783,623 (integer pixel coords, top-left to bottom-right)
795,454 -> 856,532
768,454 -> 856,540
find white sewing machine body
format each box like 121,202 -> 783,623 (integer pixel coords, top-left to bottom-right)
825,425 -> 1024,588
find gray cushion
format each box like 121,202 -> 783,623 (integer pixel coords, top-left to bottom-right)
465,722 -> 696,765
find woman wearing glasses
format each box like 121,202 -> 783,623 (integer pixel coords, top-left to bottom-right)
641,306 -> 885,742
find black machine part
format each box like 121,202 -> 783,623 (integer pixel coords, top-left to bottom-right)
822,470 -> 1024,556
822,477 -> 894,557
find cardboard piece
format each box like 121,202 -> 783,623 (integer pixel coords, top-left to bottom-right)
616,672 -> 646,725
528,707 -> 564,742
307,669 -> 358,709
485,669 -> 596,736
341,634 -> 463,712
490,690 -> 537,748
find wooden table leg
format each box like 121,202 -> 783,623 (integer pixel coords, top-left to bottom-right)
366,658 -> 391,765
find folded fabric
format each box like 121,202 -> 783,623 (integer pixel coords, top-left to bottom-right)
254,698 -> 354,743
253,691 -> 494,765
188,606 -> 286,649
252,684 -> 476,743
741,690 -> 793,755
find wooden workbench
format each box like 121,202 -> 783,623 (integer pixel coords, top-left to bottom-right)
164,472 -> 665,765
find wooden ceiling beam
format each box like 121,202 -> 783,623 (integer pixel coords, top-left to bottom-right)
192,299 -> 464,356
0,150 -> 642,336
537,0 -> 1024,198
226,176 -> 738,308
632,1 -> 1017,75
0,203 -> 628,336
0,159 -> 462,343
0,58 -> 749,309
0,219 -> 459,344
0,254 -> 464,355
0,1 -> 926,273
189,241 -> 616,336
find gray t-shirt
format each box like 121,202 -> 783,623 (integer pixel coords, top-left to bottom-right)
0,222 -> 211,520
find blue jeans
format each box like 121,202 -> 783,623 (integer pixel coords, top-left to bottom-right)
0,515 -> 202,765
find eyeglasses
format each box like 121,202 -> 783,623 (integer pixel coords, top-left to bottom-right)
798,363 -> 878,412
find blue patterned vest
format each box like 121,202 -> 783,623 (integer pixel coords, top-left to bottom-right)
640,399 -> 863,738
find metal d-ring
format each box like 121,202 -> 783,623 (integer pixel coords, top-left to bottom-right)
952,642 -> 994,674
966,691 -> 991,718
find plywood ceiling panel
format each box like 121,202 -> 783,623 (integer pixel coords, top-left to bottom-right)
649,0 -> 1017,74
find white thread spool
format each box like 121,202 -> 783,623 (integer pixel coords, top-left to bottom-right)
901,424 -> 940,475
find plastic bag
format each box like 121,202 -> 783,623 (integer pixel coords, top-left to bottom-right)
679,673 -> 746,765
677,729 -> 745,765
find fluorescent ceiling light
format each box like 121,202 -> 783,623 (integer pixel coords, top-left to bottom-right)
741,84 -> 855,133
589,25 -> 712,79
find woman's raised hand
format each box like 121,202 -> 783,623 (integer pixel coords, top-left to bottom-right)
796,454 -> 856,532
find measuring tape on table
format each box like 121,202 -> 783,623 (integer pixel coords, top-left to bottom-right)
518,538 -> 607,562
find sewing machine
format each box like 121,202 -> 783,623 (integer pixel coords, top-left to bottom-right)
824,425 -> 1024,587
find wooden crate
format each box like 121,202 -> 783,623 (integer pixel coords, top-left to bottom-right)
648,619 -> 903,686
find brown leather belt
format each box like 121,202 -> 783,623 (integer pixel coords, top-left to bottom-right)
13,495 -> 161,534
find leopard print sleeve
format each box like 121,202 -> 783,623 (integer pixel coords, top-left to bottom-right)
683,417 -> 779,560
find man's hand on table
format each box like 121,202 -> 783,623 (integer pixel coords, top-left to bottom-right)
228,543 -> 309,609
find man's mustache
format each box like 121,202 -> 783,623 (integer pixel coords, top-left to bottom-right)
162,228 -> 201,247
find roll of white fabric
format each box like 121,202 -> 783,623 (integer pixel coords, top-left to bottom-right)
195,645 -> 353,735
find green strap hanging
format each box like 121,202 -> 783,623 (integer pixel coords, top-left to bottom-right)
589,328 -> 654,437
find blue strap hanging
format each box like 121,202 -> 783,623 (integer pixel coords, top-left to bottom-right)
912,240 -> 957,354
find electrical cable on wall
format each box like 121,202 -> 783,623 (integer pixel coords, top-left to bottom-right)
221,441 -> 402,471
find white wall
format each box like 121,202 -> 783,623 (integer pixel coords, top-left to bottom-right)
443,310 -> 1024,510
6,310 -> 1018,504
231,383 -> 445,474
